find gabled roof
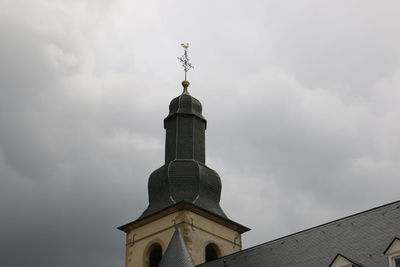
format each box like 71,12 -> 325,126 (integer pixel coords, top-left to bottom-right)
199,200 -> 400,267
159,228 -> 196,267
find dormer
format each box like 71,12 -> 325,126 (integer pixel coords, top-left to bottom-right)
384,237 -> 400,267
329,254 -> 363,267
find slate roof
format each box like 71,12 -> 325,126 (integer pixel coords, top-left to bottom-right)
199,200 -> 400,267
159,228 -> 195,267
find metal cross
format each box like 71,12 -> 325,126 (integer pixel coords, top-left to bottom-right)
178,43 -> 194,80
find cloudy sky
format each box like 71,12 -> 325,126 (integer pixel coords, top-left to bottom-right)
1,0 -> 400,266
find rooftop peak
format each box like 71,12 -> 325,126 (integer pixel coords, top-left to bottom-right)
158,228 -> 195,267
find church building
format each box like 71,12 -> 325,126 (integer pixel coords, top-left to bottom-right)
118,47 -> 400,267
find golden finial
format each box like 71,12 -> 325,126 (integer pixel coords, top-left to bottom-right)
182,80 -> 190,91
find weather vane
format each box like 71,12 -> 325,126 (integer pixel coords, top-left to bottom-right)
178,43 -> 194,81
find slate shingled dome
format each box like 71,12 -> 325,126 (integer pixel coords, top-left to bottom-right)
140,86 -> 226,219
166,92 -> 205,121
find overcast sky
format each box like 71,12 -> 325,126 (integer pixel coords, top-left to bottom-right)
1,0 -> 400,266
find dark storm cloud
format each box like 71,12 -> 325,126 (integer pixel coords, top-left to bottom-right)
1,0 -> 400,265
0,4 -> 160,266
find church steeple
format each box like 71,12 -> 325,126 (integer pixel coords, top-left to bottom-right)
139,45 -> 227,219
118,45 -> 249,267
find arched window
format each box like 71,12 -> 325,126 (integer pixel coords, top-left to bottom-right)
149,243 -> 162,267
205,243 -> 219,262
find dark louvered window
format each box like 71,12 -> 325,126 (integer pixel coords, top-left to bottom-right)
149,244 -> 162,267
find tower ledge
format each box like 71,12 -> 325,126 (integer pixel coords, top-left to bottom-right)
118,201 -> 250,234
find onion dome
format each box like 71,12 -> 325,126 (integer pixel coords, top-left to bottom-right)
165,80 -> 205,124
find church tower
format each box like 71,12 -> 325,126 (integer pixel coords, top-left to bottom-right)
118,46 -> 249,267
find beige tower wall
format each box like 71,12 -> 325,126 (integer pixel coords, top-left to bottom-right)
124,209 -> 243,267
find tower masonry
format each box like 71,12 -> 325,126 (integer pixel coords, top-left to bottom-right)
118,80 -> 249,267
